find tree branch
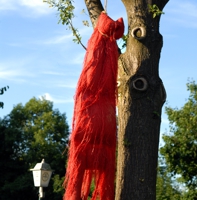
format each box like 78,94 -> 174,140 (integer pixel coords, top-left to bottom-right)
84,0 -> 104,28
151,0 -> 169,11
69,22 -> 87,50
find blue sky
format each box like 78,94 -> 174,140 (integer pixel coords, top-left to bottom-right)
0,0 -> 197,144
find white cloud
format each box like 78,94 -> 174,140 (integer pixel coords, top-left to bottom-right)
0,0 -> 16,10
20,0 -> 47,8
42,34 -> 73,45
166,1 -> 197,28
40,93 -> 53,101
0,61 -> 34,82
69,52 -> 85,65
175,2 -> 197,18
42,71 -> 67,76
39,93 -> 73,103
0,0 -> 54,16
20,0 -> 55,15
57,83 -> 77,89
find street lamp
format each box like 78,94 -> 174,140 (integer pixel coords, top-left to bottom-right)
30,159 -> 53,199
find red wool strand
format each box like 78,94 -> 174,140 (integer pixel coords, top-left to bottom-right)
63,12 -> 124,200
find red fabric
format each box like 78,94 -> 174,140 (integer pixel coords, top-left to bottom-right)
64,12 -> 124,200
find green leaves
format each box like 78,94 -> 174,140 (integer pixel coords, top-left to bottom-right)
161,81 -> 197,197
43,0 -> 75,25
82,20 -> 90,27
148,4 -> 165,18
0,85 -> 9,95
156,164 -> 181,200
0,97 -> 69,199
121,34 -> 128,49
44,0 -> 86,49
0,86 -> 9,109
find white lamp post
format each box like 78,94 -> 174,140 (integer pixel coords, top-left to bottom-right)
30,159 -> 53,199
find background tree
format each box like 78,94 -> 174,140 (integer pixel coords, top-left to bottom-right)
161,81 -> 197,199
45,0 -> 168,199
156,156 -> 182,200
0,97 -> 69,200
0,86 -> 9,108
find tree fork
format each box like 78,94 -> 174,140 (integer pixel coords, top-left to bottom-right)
84,0 -> 104,27
84,0 -> 168,199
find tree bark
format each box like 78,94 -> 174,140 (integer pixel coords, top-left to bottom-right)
84,0 -> 104,27
84,0 -> 168,199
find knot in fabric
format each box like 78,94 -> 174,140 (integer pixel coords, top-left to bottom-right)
96,12 -> 124,41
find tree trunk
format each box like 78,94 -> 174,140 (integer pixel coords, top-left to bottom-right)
84,0 -> 168,199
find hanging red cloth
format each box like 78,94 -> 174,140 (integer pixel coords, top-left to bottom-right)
64,12 -> 124,200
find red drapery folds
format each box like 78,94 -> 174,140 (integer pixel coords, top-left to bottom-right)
64,12 -> 124,200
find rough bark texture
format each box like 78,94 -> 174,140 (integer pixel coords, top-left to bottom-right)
84,0 -> 168,200
84,0 -> 104,27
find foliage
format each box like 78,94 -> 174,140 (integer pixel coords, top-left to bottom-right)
156,157 -> 182,200
44,0 -> 129,52
0,97 -> 69,200
148,4 -> 165,18
0,86 -> 9,108
81,9 -> 90,27
161,81 -> 197,197
181,188 -> 197,200
43,0 -> 87,49
121,34 -> 128,50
